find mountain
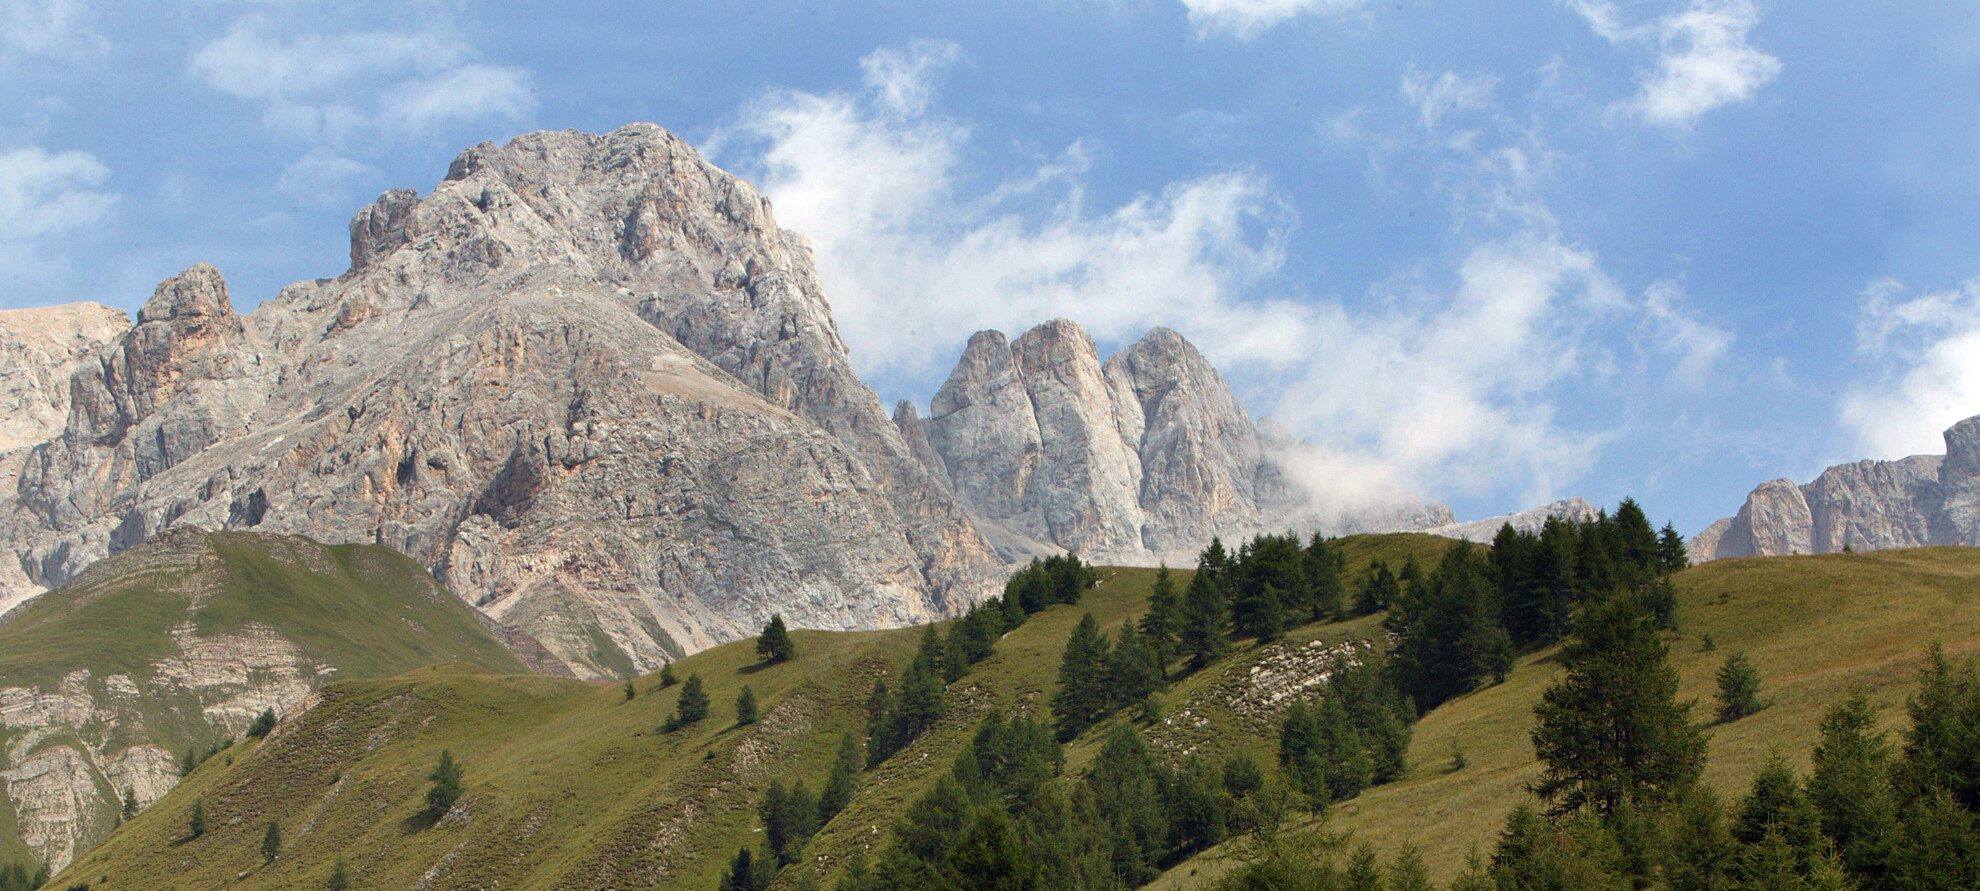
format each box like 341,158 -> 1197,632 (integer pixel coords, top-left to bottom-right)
0,527 -> 531,873
1689,414 -> 1980,561
3,124 -> 1006,679
904,320 -> 1461,565
47,539 -> 1980,890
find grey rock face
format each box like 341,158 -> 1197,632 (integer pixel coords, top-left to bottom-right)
1422,497 -> 1600,543
0,303 -> 128,453
3,124 -> 1003,676
1691,413 -> 1980,561
921,321 -> 1459,565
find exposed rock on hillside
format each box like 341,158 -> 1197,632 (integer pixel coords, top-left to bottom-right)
3,125 -> 1004,677
0,527 -> 528,873
1692,414 -> 1980,561
1423,497 -> 1601,543
0,303 -> 128,453
919,320 -> 1475,564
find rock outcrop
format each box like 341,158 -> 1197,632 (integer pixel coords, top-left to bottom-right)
3,125 -> 1004,678
1692,414 -> 1980,561
916,321 -> 1467,564
1422,497 -> 1601,543
0,303 -> 129,453
0,527 -> 529,872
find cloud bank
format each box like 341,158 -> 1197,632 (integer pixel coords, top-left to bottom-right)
715,44 -> 1730,515
1843,277 -> 1980,459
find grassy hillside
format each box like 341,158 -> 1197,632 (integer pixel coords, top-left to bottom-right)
0,528 -> 529,870
49,536 -> 1980,891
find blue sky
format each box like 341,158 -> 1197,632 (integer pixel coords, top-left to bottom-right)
3,0 -> 1978,535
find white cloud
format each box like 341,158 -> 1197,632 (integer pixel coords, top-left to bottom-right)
1842,277 -> 1980,458
1562,0 -> 1782,130
1179,0 -> 1369,40
1,0 -> 106,61
188,17 -> 533,149
1401,65 -> 1497,132
276,153 -> 380,208
0,147 -> 114,238
715,46 -> 1730,516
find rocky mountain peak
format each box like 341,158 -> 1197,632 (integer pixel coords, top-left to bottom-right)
1943,416 -> 1980,480
135,263 -> 236,325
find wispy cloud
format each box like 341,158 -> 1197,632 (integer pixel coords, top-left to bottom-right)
1562,0 -> 1782,130
1178,0 -> 1370,40
188,15 -> 534,204
0,0 -> 106,62
714,47 -> 1730,514
1842,277 -> 1980,458
0,146 -> 117,306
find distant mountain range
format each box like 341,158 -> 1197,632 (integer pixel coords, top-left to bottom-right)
0,124 -> 1589,681
1691,415 -> 1980,561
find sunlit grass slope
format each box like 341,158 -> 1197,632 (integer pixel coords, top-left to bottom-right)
1154,546 -> 1980,887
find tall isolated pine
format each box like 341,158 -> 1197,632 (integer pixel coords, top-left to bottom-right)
676,673 -> 710,724
1139,565 -> 1181,670
1179,569 -> 1230,670
1531,593 -> 1705,815
1052,613 -> 1113,741
424,749 -> 464,823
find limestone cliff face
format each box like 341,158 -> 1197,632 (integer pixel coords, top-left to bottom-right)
920,321 -> 1458,564
0,527 -> 530,873
0,303 -> 129,453
1691,414 -> 1980,561
3,124 -> 1004,677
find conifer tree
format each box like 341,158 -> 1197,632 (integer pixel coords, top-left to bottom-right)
1715,651 -> 1766,723
1108,622 -> 1165,712
659,662 -> 677,687
1179,569 -> 1230,670
676,672 -> 710,724
1896,644 -> 1980,809
1279,702 -> 1327,807
1139,565 -> 1181,670
1807,693 -> 1894,880
1388,545 -> 1513,711
326,857 -> 351,891
262,820 -> 282,861
1729,756 -> 1823,883
122,785 -> 138,821
189,797 -> 207,838
181,746 -> 198,777
1354,560 -> 1400,616
1664,786 -> 1734,891
1531,594 -> 1705,815
424,749 -> 463,823
821,732 -> 862,820
1224,751 -> 1264,800
1388,845 -> 1433,891
719,845 -> 771,891
761,779 -> 821,865
1307,535 -> 1347,621
865,678 -> 896,766
1232,582 -> 1285,642
1052,613 -> 1113,740
248,707 -> 277,739
757,613 -> 796,663
735,684 -> 758,725
947,806 -> 1036,890
896,640 -> 946,739
1346,843 -> 1383,891
1167,755 -> 1225,857
1657,522 -> 1689,573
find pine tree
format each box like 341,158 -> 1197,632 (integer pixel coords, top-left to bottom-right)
1346,842 -> 1383,891
896,643 -> 945,740
720,845 -> 772,891
1307,534 -> 1347,622
1167,755 -> 1225,857
1531,594 -> 1705,815
1355,559 -> 1401,616
676,672 -> 710,724
1807,693 -> 1894,881
1388,845 -> 1433,891
1657,522 -> 1689,573
1107,622 -> 1165,712
1715,651 -> 1766,723
1729,756 -> 1823,883
425,749 -> 464,823
1179,569 -> 1230,670
761,779 -> 822,865
326,857 -> 351,891
821,732 -> 862,820
735,685 -> 758,725
623,680 -> 635,701
247,707 -> 277,739
188,797 -> 207,838
1388,544 -> 1512,711
1139,564 -> 1181,670
1233,582 -> 1285,642
948,806 -> 1037,890
121,785 -> 138,821
181,746 -> 199,777
757,613 -> 796,664
1896,644 -> 1980,810
262,820 -> 282,861
659,662 -> 677,687
864,678 -> 896,766
1279,701 -> 1328,807
1052,613 -> 1113,741
1664,786 -> 1734,891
